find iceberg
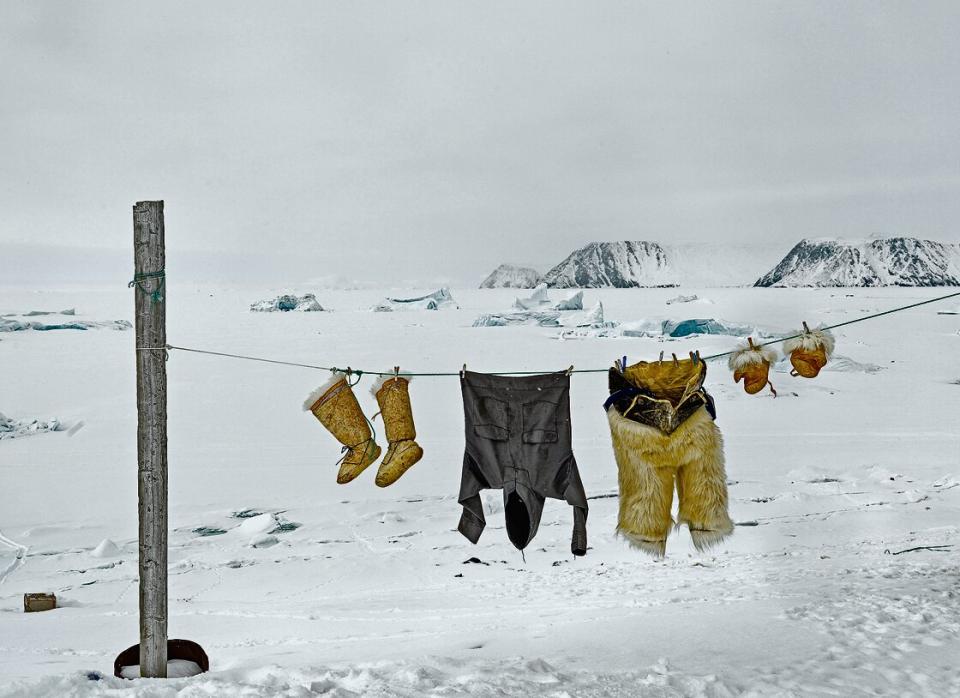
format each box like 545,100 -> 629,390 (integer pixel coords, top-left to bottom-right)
21,308 -> 76,317
250,294 -> 324,312
0,413 -> 63,440
662,318 -> 758,338
511,284 -> 583,311
560,316 -> 779,341
474,301 -> 604,328
372,288 -> 458,312
0,318 -> 130,332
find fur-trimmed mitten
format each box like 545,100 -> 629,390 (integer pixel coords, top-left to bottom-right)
783,325 -> 834,378
728,339 -> 778,396
304,374 -> 382,484
372,375 -> 423,487
607,405 -> 733,556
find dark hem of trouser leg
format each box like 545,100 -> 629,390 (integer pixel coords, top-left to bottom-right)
458,508 -> 484,544
571,505 -> 587,556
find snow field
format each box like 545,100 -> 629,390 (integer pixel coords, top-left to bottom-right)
0,285 -> 958,696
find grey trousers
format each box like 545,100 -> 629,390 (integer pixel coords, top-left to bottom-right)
457,370 -> 588,556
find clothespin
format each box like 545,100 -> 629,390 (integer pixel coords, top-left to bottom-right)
802,321 -> 811,334
460,363 -> 467,378
658,351 -> 664,363
689,351 -> 698,365
345,366 -> 362,386
747,337 -> 756,350
672,353 -> 679,366
565,365 -> 574,376
394,366 -> 400,378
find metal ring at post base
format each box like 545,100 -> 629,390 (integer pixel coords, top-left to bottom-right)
113,639 -> 209,679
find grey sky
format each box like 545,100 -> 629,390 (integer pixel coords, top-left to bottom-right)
2,1 -> 959,285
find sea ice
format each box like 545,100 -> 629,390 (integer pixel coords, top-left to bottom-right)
510,284 -> 583,311
372,288 -> 458,311
0,413 -> 62,440
249,294 -> 324,312
0,319 -> 130,332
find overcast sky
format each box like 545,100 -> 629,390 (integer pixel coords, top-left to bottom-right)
2,1 -> 959,285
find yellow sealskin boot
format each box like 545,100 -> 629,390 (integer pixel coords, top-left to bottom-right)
304,374 -> 381,484
372,375 -> 423,487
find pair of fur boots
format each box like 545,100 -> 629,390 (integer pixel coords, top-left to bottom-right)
606,357 -> 733,556
304,372 -> 423,486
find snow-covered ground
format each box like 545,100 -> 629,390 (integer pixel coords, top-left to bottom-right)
0,284 -> 958,697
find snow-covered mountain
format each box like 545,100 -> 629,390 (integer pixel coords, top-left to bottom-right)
541,241 -> 784,288
755,237 -> 960,287
479,264 -> 543,289
543,241 -> 677,288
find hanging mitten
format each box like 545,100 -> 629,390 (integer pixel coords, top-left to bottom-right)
728,338 -> 778,396
371,373 -> 423,487
304,373 -> 381,484
783,323 -> 835,378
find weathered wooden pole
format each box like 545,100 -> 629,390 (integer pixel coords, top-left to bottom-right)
132,201 -> 168,678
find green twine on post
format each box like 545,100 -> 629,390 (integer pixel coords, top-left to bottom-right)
128,270 -> 165,304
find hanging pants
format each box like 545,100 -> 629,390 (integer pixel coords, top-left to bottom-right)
607,403 -> 732,557
457,370 -> 588,556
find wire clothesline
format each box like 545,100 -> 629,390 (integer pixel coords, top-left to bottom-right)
135,290 -> 960,377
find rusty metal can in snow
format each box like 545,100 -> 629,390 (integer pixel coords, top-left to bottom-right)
23,593 -> 57,613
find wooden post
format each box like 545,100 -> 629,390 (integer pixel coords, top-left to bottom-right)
133,201 -> 167,678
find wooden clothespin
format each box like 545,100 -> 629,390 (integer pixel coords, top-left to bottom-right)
747,337 -> 756,350
671,353 -> 679,366
689,350 -> 698,365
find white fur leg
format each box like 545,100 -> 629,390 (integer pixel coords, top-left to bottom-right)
616,529 -> 667,558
